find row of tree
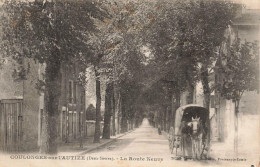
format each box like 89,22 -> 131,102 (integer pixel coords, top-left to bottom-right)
141,0 -> 259,156
0,0 -> 149,154
0,0 -> 258,155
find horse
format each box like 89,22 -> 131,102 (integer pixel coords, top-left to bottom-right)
187,116 -> 207,160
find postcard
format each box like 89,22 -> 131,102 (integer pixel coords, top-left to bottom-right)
0,0 -> 259,166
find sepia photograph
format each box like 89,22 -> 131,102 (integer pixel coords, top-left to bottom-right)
0,0 -> 259,166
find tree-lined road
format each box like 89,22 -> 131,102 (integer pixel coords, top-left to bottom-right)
84,119 -> 222,167
1,0 -> 258,158
86,118 -> 170,158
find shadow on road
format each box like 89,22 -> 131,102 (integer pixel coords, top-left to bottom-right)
134,141 -> 167,145
88,138 -> 136,153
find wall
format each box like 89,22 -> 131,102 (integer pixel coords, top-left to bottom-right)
21,59 -> 40,151
0,57 -> 23,99
85,67 -> 106,115
85,121 -> 104,137
58,62 -> 86,143
37,61 -> 89,145
0,57 -> 40,152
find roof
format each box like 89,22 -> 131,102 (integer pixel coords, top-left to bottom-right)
176,104 -> 203,111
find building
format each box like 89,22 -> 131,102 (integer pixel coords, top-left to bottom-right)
0,58 -> 40,152
37,61 -> 87,145
0,56 -> 89,152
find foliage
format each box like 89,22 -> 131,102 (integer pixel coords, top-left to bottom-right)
141,0 -> 239,111
0,0 -> 108,153
85,0 -> 155,83
86,104 -> 97,120
0,0 -> 108,108
219,39 -> 259,101
1,0 -> 107,79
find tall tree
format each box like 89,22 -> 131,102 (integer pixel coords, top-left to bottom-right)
90,0 -> 155,137
183,0 -> 238,110
102,82 -> 113,139
142,0 -> 199,130
1,0 -> 106,153
218,39 -> 259,155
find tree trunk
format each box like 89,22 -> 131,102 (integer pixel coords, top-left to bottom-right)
201,65 -> 210,110
172,90 -> 180,130
121,113 -> 128,133
185,65 -> 194,104
164,107 -> 167,131
115,89 -> 121,134
201,65 -> 211,157
102,82 -> 113,139
234,100 -> 240,156
79,89 -> 85,148
93,68 -> 101,143
131,118 -> 134,130
111,83 -> 116,136
130,119 -> 132,130
187,84 -> 194,104
135,117 -> 138,128
112,57 -> 119,135
120,96 -> 128,133
169,95 -> 174,128
40,56 -> 61,154
160,110 -> 163,131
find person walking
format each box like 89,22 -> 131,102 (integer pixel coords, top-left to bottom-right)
158,125 -> 162,135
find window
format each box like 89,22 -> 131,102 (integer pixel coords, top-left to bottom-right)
69,111 -> 73,136
73,82 -> 77,103
69,81 -> 73,103
69,80 -> 77,103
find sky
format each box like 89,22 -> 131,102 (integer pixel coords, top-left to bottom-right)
233,0 -> 260,9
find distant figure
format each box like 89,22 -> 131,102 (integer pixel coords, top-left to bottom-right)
158,125 -> 162,135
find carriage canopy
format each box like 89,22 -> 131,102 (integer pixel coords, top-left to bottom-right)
174,104 -> 209,136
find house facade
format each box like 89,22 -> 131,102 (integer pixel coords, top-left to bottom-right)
0,56 -> 90,152
0,58 -> 40,152
37,62 -> 87,146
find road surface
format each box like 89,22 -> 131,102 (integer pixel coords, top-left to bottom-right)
81,119 -> 256,167
88,118 -> 170,158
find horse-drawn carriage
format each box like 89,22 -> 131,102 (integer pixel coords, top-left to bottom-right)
168,104 -> 210,160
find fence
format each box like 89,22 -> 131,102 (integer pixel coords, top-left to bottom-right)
0,99 -> 23,152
